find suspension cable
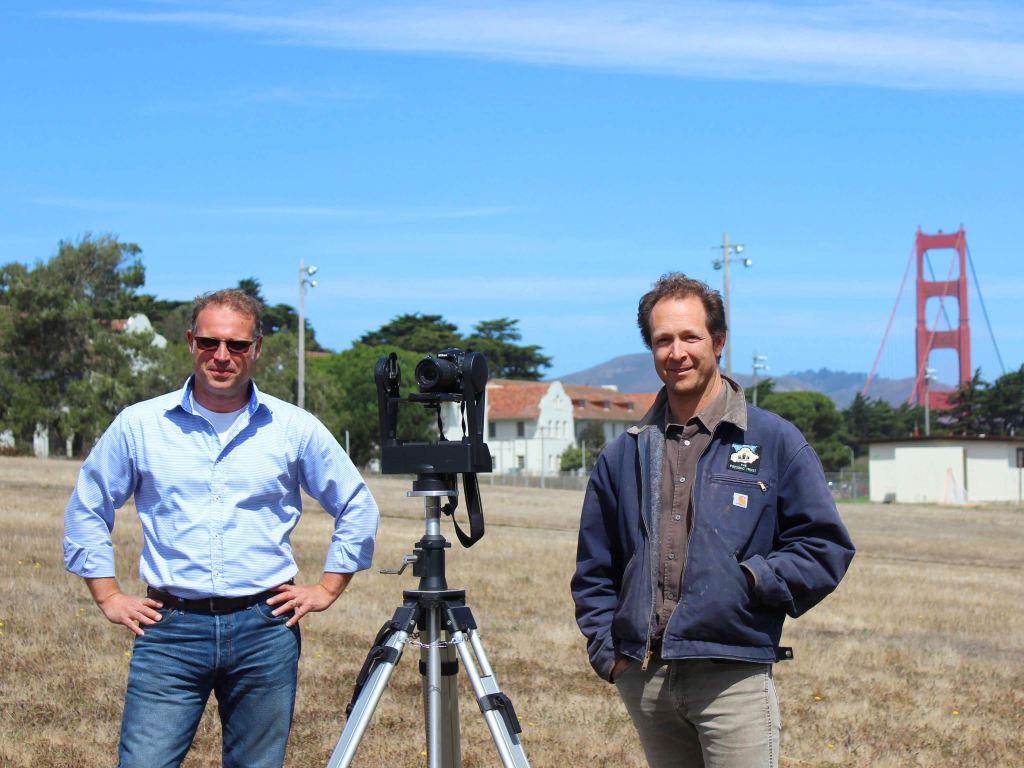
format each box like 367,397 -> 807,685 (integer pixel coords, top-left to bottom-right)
863,244 -> 914,398
966,242 -> 1006,376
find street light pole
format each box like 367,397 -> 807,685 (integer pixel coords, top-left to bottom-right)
722,232 -> 732,375
751,352 -> 768,407
297,258 -> 318,409
924,367 -> 936,437
712,232 -> 752,378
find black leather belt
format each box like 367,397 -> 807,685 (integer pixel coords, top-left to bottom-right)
147,586 -> 279,614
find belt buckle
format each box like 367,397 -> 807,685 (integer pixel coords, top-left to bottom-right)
208,597 -> 226,614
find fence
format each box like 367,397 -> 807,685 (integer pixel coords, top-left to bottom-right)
483,471 -> 590,492
824,471 -> 869,500
483,470 -> 871,499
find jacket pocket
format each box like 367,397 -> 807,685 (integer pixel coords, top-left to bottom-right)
611,551 -> 647,646
709,474 -> 771,493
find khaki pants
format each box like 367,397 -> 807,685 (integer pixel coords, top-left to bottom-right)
614,657 -> 780,768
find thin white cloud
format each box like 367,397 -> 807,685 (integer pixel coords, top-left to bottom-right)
314,274 -> 649,304
50,1 -> 1024,92
141,84 -> 378,114
30,196 -> 514,221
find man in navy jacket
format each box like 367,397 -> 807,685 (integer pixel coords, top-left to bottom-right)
571,273 -> 854,768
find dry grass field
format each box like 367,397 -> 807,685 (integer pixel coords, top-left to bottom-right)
1,455 -> 1022,767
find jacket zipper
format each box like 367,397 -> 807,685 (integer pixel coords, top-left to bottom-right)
653,422 -> 732,666
637,427 -> 657,670
710,474 -> 768,493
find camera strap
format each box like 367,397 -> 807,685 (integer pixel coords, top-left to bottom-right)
441,472 -> 485,547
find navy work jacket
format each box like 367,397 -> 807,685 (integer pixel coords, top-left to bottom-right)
571,382 -> 855,682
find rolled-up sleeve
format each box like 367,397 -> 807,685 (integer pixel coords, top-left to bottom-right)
299,420 -> 379,573
63,414 -> 138,578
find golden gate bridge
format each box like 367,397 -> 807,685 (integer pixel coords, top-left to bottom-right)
863,226 -> 1006,407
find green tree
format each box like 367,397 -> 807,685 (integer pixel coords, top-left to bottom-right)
358,313 -> 462,354
744,377 -> 775,406
311,345 -> 435,466
252,331 -> 343,434
133,294 -> 191,331
980,365 -> 1024,436
760,390 -> 849,471
359,314 -> 553,380
560,444 -> 583,472
0,235 -> 164,451
577,421 -> 606,471
844,392 -> 925,448
941,365 -> 1024,437
237,277 -> 323,350
154,303 -> 193,344
463,317 -> 552,380
944,368 -> 990,436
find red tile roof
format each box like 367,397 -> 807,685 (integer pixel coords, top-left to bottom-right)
487,379 -> 550,419
486,379 -> 659,422
563,383 -> 658,422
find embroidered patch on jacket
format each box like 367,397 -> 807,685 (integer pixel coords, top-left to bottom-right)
728,443 -> 761,474
733,492 -> 749,509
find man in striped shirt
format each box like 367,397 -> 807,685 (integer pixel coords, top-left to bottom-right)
64,288 -> 379,768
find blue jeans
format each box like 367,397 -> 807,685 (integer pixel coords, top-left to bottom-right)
615,657 -> 780,768
118,601 -> 301,768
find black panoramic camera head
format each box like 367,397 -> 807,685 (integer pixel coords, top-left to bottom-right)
374,348 -> 492,477
374,347 -> 492,547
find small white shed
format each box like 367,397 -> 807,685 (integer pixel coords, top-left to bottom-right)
868,437 -> 1024,505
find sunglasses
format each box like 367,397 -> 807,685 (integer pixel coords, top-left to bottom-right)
193,336 -> 257,354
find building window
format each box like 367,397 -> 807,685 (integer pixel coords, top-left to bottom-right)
488,422 -> 496,438
517,421 -> 525,437
517,455 -> 525,469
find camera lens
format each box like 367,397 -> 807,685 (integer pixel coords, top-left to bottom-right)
415,357 -> 461,392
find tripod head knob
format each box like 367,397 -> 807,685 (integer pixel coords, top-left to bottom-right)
380,554 -> 419,576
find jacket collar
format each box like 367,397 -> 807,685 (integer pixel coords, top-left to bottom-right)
629,374 -> 748,434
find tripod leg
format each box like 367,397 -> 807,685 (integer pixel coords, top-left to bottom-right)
326,606 -> 418,768
420,629 -> 461,767
446,606 -> 531,768
422,603 -> 465,768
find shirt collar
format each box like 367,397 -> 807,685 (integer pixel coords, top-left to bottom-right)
172,375 -> 267,418
633,374 -> 748,434
663,379 -> 728,432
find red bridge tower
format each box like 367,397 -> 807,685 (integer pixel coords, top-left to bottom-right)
913,226 -> 971,408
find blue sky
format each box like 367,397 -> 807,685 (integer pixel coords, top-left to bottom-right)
2,1 -> 1022,388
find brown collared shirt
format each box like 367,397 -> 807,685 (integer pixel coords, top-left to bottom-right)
653,382 -> 729,640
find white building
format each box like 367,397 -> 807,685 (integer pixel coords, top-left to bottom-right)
868,437 -> 1024,504
482,379 -> 657,476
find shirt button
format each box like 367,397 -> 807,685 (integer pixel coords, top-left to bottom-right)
674,514 -> 682,521
667,553 -> 676,560
684,440 -> 691,446
678,477 -> 686,483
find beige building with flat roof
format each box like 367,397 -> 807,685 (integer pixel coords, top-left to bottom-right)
868,436 -> 1024,505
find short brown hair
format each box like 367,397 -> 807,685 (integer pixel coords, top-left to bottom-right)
637,272 -> 726,349
190,289 -> 263,338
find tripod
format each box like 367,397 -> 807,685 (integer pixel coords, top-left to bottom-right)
326,474 -> 531,768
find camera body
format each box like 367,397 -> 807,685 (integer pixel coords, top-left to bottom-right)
375,348 -> 492,476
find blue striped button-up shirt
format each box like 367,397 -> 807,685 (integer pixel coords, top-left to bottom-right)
63,377 -> 379,599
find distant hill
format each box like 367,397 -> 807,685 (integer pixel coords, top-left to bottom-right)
557,353 -> 951,408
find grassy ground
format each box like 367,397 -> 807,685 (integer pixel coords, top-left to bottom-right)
1,456 -> 1021,767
